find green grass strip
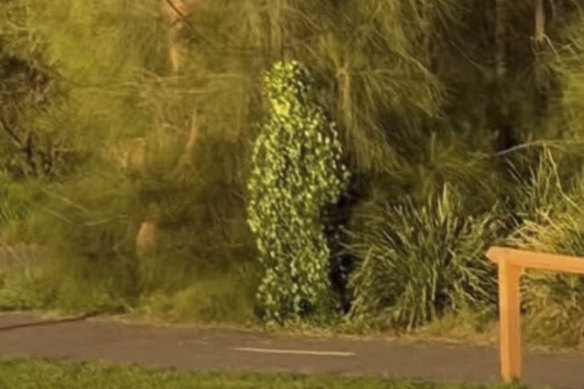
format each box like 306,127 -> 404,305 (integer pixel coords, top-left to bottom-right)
0,358 -> 530,389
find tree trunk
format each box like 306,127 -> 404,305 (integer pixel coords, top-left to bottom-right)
135,1 -> 196,258
494,0 -> 507,83
492,0 -> 519,152
533,0 -> 551,128
162,0 -> 193,73
534,0 -> 545,43
269,0 -> 284,60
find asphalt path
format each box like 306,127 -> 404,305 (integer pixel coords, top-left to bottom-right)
0,313 -> 582,388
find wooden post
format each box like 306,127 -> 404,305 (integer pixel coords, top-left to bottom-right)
497,257 -> 522,382
488,247 -> 584,384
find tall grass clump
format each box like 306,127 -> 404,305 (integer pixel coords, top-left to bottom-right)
0,172 -> 34,229
505,149 -> 584,347
512,209 -> 584,348
349,185 -> 501,331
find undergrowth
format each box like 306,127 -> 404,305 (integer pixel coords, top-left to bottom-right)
1,0 -> 584,350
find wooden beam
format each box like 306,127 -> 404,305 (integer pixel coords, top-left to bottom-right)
487,247 -> 584,275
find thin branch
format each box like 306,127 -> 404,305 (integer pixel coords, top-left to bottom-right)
39,188 -> 93,215
164,0 -> 191,28
495,140 -> 584,156
165,0 -> 186,19
0,115 -> 23,147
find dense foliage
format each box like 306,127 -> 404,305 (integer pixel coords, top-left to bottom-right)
247,61 -> 349,324
1,0 -> 584,346
349,186 -> 501,331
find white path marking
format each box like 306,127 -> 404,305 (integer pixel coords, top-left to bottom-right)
234,347 -> 355,357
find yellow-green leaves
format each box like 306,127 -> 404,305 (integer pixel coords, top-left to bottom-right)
247,60 -> 350,325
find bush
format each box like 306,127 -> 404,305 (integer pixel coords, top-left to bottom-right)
138,266 -> 259,324
509,209 -> 584,347
0,171 -> 45,247
0,172 -> 34,228
348,185 -> 501,331
12,169 -> 143,313
505,150 -> 584,347
247,61 -> 350,325
0,270 -> 54,311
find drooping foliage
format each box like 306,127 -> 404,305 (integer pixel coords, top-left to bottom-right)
247,60 -> 350,324
0,1 -> 69,178
0,0 -> 259,316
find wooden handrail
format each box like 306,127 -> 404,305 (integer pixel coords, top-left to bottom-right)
487,247 -> 584,275
486,246 -> 584,384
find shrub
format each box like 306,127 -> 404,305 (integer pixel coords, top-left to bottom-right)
505,150 -> 584,347
348,185 -> 500,331
15,169 -> 144,313
0,172 -> 45,244
138,266 -> 259,325
247,60 -> 350,325
0,270 -> 54,311
508,207 -> 584,347
0,172 -> 32,227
